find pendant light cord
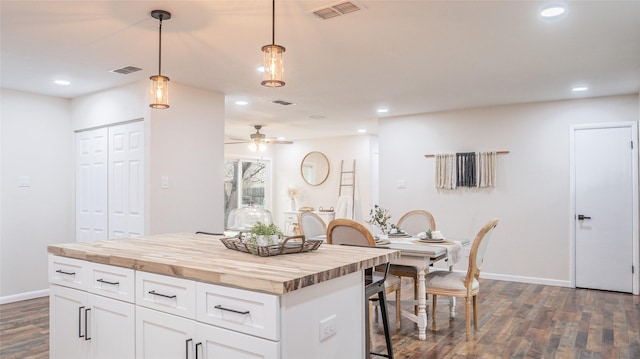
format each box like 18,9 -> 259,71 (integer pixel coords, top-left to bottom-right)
158,15 -> 163,76
271,0 -> 275,45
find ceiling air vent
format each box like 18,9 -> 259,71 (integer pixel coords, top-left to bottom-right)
272,100 -> 295,106
110,66 -> 143,75
310,1 -> 366,20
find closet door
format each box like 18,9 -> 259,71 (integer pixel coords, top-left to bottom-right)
108,121 -> 144,239
76,128 -> 108,242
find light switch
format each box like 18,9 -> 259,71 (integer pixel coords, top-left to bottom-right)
397,179 -> 407,189
18,175 -> 31,187
161,176 -> 169,189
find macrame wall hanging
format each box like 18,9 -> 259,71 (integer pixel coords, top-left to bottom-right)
424,151 -> 509,190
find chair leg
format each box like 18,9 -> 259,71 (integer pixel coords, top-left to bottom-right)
375,291 -> 394,359
465,296 -> 471,341
473,295 -> 478,330
395,288 -> 401,328
431,294 -> 437,329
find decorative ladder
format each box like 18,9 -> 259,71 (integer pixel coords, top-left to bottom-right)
338,159 -> 356,219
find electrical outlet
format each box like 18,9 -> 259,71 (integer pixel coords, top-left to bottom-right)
319,314 -> 337,341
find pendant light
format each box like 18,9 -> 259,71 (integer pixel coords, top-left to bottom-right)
150,10 -> 171,109
261,0 -> 285,87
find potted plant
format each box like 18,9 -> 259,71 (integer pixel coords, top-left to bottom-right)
249,222 -> 283,246
366,204 -> 391,238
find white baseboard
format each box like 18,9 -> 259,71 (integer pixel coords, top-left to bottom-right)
428,268 -> 573,288
0,288 -> 49,305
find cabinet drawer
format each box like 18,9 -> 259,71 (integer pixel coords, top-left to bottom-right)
136,271 -> 196,319
48,255 -> 87,290
88,262 -> 135,303
197,282 -> 280,341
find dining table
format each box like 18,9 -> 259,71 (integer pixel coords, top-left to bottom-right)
378,236 -> 471,341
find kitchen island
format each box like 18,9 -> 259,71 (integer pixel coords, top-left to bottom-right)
48,233 -> 399,359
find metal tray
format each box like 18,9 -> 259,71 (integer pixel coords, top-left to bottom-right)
220,235 -> 322,257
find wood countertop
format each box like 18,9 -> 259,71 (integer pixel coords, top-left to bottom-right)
48,233 -> 400,295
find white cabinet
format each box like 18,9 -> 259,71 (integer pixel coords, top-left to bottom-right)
136,306 -> 279,359
49,255 -> 135,359
50,285 -> 135,359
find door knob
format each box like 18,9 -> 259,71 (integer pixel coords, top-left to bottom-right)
577,214 -> 591,220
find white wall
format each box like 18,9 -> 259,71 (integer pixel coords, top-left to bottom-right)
73,80 -> 226,234
149,82 -> 225,234
1,89 -> 73,301
379,94 -> 639,285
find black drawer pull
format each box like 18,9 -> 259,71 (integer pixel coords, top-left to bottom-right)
78,306 -> 85,338
84,308 -> 91,341
97,278 -> 120,285
148,290 -> 177,299
214,305 -> 250,315
56,269 -> 76,276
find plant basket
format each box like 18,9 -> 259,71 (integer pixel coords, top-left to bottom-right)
220,235 -> 323,257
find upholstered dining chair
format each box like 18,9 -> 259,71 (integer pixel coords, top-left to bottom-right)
425,218 -> 499,340
326,218 -> 400,359
390,210 -> 437,313
297,211 -> 327,240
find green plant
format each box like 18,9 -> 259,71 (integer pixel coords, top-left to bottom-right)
250,222 -> 283,237
366,205 -> 391,234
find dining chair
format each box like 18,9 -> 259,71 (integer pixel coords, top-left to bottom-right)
326,218 -> 400,359
390,210 -> 437,313
425,218 -> 499,340
297,211 -> 327,240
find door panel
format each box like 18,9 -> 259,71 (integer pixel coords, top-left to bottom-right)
574,125 -> 634,292
108,121 -> 144,239
76,128 -> 108,242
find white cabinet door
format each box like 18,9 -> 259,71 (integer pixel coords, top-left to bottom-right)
196,322 -> 279,359
88,294 -> 135,359
50,285 -> 136,359
108,121 -> 145,239
50,285 -> 89,359
76,128 -> 108,242
136,306 -> 196,359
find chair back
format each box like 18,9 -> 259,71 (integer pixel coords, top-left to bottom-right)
465,219 -> 499,288
396,210 -> 436,235
297,212 -> 327,239
326,219 -> 376,247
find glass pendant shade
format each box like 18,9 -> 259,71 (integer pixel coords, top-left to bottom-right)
261,44 -> 285,87
149,75 -> 170,109
248,140 -> 268,152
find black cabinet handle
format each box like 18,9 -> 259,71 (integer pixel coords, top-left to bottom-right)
97,278 -> 120,285
56,269 -> 76,276
577,214 -> 592,220
185,338 -> 192,359
195,342 -> 202,359
84,308 -> 91,341
148,290 -> 177,299
78,306 -> 85,338
214,304 -> 250,315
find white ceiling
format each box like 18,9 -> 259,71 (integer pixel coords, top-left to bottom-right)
2,1 -> 639,142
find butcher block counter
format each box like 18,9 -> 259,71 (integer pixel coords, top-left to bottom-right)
47,232 -> 399,295
48,233 -> 400,359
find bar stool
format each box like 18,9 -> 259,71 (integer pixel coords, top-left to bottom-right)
365,263 -> 395,359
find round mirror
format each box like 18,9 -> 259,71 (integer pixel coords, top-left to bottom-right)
301,151 -> 330,186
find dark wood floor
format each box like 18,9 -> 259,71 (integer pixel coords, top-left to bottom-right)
1,279 -> 639,358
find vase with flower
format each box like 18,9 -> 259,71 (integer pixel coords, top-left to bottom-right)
366,204 -> 391,239
286,186 -> 299,211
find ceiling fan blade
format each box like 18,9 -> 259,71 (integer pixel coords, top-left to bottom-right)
224,141 -> 250,144
228,137 -> 248,141
265,140 -> 294,144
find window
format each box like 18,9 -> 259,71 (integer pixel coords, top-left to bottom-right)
224,157 -> 272,227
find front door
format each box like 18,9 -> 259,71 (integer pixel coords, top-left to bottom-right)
573,122 -> 637,293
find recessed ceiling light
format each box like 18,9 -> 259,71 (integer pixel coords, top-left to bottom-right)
277,137 -> 286,141
357,129 -> 367,133
235,100 -> 249,105
54,80 -> 71,86
377,108 -> 389,114
572,86 -> 588,92
540,5 -> 566,18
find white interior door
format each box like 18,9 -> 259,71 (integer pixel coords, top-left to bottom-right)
76,128 -> 108,242
108,121 -> 144,239
573,123 -> 637,293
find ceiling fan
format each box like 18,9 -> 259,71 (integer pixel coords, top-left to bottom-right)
225,125 -> 293,152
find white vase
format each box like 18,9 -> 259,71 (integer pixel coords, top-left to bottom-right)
290,199 -> 296,211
